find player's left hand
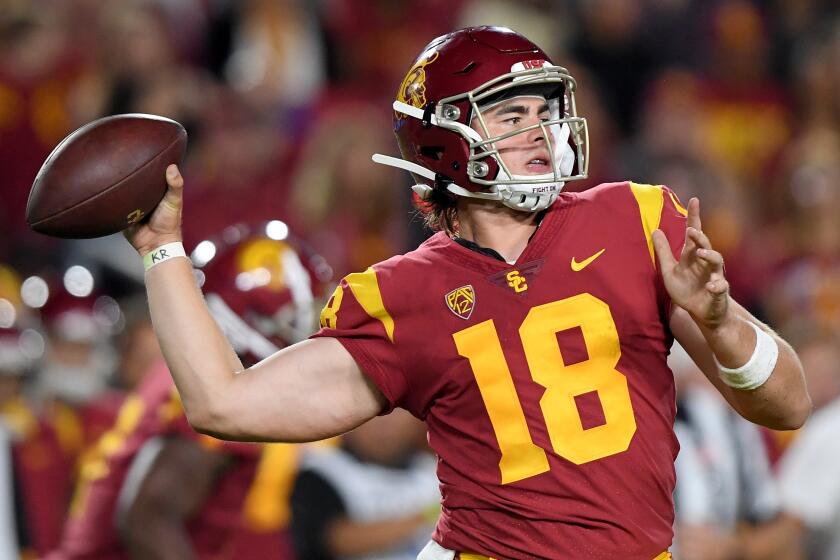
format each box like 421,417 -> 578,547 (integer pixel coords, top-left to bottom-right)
652,197 -> 730,330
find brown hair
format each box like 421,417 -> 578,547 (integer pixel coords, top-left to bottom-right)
415,187 -> 459,235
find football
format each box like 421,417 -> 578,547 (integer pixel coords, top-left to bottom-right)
26,113 -> 187,239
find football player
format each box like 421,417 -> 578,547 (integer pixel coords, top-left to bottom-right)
124,27 -> 810,559
49,226 -> 329,560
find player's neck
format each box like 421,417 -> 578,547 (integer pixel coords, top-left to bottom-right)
455,199 -> 539,264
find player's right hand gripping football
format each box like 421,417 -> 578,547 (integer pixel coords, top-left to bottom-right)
124,164 -> 184,257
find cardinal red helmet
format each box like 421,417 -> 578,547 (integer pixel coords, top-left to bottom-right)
373,26 -> 589,212
195,222 -> 333,366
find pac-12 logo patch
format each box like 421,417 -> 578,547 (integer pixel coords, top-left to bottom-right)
445,285 -> 475,320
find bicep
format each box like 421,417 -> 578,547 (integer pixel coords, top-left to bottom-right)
211,337 -> 387,443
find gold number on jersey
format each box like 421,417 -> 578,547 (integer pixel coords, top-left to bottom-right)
320,284 -> 344,329
453,293 -> 637,484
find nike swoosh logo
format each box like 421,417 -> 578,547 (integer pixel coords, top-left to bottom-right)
571,248 -> 606,272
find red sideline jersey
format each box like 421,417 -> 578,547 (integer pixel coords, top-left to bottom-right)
49,362 -> 261,560
312,182 -> 688,560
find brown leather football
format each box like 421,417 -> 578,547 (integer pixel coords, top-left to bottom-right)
26,113 -> 187,239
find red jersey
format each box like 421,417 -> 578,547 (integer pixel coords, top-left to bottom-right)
312,182 -> 688,559
50,362 -> 261,560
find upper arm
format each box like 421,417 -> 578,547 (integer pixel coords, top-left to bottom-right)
118,437 -> 231,539
205,337 -> 387,443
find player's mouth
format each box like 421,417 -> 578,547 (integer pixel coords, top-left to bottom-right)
524,155 -> 552,174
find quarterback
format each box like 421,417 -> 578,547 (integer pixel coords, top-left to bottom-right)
126,27 -> 810,559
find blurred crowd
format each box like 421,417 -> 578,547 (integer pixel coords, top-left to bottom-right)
1,0 -> 840,558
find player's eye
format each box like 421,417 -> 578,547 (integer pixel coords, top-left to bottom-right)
503,116 -> 522,126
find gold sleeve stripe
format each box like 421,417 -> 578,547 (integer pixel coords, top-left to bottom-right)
346,268 -> 396,343
629,182 -> 665,267
668,190 -> 688,216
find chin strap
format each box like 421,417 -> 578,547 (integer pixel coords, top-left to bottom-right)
372,153 -> 501,203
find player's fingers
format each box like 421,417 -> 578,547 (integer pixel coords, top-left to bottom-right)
705,277 -> 729,295
159,165 -> 184,214
696,248 -> 723,268
652,229 -> 677,271
686,197 -> 701,231
687,226 -> 712,250
165,164 -> 184,190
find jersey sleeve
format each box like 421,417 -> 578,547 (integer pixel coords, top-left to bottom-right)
629,182 -> 688,316
310,266 -> 409,414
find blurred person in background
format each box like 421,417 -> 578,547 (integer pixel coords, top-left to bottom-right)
0,418 -> 18,560
49,223 -> 330,560
0,3 -> 86,254
290,408 -> 438,560
0,319 -> 42,558
0,266 -> 85,557
112,296 -> 164,393
768,332 -> 840,560
763,127 -> 840,339
669,342 -> 796,560
695,0 -> 792,196
289,99 -> 409,275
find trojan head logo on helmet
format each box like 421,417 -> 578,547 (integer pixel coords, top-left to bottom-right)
374,26 -> 589,212
194,222 -> 333,366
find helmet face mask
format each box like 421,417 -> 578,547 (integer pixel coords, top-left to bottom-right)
375,27 -> 589,214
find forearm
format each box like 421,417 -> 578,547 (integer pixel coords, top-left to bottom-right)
123,517 -> 196,560
695,300 -> 811,429
738,514 -> 806,560
145,255 -> 243,429
327,514 -> 429,557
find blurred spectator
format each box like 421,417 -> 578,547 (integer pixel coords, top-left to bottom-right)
318,0 -> 464,90
570,0 -> 665,136
0,5 -> 82,255
0,321 -> 40,557
772,333 -> 840,559
49,361 -> 262,560
291,409 -> 438,560
763,128 -> 840,337
289,97 -> 409,275
112,296 -> 162,392
50,223 -> 328,559
696,1 -> 792,193
181,91 -> 293,251
0,422 -> 18,560
68,1 -> 210,128
669,343 -> 794,560
225,0 -> 325,110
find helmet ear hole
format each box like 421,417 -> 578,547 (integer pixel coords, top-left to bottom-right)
420,146 -> 445,161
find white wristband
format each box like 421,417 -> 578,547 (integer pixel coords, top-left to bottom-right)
143,242 -> 187,271
714,321 -> 778,390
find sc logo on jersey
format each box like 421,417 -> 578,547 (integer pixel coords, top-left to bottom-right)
506,270 -> 528,293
